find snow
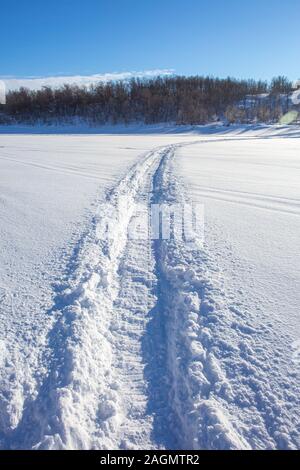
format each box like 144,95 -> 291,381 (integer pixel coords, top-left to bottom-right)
176,130 -> 300,449
0,134 -> 144,443
0,124 -> 299,450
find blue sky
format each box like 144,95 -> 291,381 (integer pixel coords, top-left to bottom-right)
1,0 -> 299,81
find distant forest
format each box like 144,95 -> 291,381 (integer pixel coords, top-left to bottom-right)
0,75 -> 299,125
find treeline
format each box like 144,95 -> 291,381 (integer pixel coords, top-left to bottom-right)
0,75 -> 298,125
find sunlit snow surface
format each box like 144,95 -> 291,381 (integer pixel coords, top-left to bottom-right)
0,124 -> 299,449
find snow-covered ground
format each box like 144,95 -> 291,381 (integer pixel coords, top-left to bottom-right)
0,125 -> 299,449
176,132 -> 300,449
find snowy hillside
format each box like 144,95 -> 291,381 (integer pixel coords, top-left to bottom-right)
0,125 -> 299,449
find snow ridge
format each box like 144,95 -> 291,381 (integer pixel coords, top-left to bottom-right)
151,149 -> 251,450
2,141 -> 253,450
4,146 -> 167,449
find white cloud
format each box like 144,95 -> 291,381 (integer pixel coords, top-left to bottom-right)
1,69 -> 174,91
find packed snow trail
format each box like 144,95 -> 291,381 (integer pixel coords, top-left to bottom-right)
4,146 -> 170,449
1,131 -> 299,449
107,146 -> 180,449
150,148 -> 252,450
1,140 -> 249,450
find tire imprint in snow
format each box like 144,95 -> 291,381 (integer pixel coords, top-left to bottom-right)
1,146 -> 167,449
188,187 -> 300,217
107,147 -> 180,449
104,144 -> 250,450
0,141 -> 254,450
151,149 -> 251,450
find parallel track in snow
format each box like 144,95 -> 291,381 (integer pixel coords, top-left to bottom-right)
2,145 -> 180,449
1,141 -> 274,450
